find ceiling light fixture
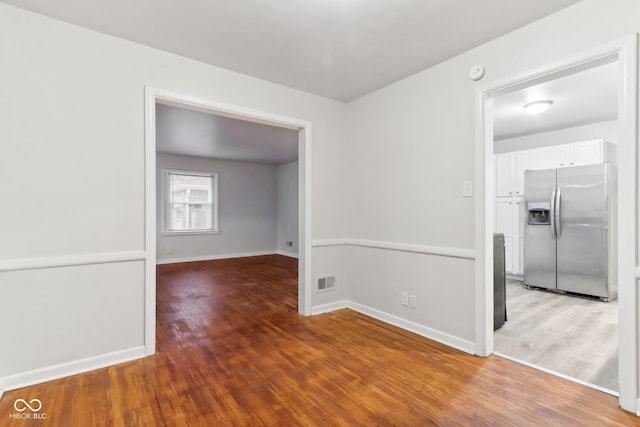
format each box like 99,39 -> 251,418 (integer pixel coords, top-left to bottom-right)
523,100 -> 553,115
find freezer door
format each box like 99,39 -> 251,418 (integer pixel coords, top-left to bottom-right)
523,169 -> 557,289
556,164 -> 609,297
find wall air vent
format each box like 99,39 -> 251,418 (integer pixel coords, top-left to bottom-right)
316,275 -> 336,293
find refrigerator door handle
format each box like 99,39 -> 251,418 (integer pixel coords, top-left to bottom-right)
555,188 -> 561,238
550,187 -> 557,239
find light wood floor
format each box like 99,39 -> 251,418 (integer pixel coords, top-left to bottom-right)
0,255 -> 637,426
495,280 -> 619,392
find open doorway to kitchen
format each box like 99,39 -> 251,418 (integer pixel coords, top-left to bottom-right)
474,36 -> 638,412
144,87 -> 313,356
491,61 -> 619,393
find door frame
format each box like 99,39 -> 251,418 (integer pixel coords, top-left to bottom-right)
143,87 -> 313,355
474,35 -> 638,412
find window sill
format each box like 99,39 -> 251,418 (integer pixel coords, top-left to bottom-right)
161,230 -> 220,237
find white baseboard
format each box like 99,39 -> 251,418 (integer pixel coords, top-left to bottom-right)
156,251 -> 276,265
348,302 -> 475,355
310,299 -> 474,355
0,346 -> 146,392
311,300 -> 349,315
276,250 -> 299,259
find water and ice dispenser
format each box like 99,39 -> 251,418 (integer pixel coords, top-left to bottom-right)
527,202 -> 551,225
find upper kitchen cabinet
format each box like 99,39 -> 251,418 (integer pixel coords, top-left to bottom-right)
515,150 -> 537,195
495,153 -> 515,197
537,139 -> 608,169
495,149 -> 537,197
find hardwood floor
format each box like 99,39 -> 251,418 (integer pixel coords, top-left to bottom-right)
494,280 -> 619,392
1,255 -> 638,426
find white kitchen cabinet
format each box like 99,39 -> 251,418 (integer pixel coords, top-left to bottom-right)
515,150 -> 537,196
495,198 -> 514,273
537,139 -> 604,169
568,140 -> 604,167
495,153 -> 515,197
494,196 -> 525,274
537,145 -> 565,169
495,149 -> 537,198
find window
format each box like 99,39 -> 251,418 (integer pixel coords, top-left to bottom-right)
162,169 -> 218,234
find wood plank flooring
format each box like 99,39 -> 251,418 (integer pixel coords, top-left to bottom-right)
494,280 -> 618,392
1,255 -> 638,426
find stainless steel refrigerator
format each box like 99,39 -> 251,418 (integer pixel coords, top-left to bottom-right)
523,163 -> 617,301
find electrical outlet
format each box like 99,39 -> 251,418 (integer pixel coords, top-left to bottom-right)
286,241 -> 293,247
164,247 -> 173,254
401,291 -> 409,307
409,294 -> 417,309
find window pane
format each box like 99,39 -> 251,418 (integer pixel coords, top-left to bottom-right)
189,188 -> 209,203
172,188 -> 188,203
189,203 -> 212,229
170,204 -> 187,230
167,172 -> 215,232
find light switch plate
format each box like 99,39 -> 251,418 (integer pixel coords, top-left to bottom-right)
462,181 -> 473,197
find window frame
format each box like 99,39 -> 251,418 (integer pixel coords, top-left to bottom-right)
161,169 -> 219,236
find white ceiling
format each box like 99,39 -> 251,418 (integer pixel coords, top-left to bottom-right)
493,62 -> 618,140
2,0 -> 581,102
156,104 -> 299,165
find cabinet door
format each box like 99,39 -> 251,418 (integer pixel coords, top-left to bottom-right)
495,198 -> 514,273
515,150 -> 537,196
567,140 -> 602,167
495,153 -> 514,197
537,145 -> 565,169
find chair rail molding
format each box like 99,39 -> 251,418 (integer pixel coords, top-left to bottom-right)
311,238 -> 475,260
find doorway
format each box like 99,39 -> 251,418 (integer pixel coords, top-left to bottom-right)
143,87 -> 313,355
474,36 -> 638,412
491,61 -> 619,394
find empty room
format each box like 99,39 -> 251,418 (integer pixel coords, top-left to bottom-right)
1,0 -> 640,425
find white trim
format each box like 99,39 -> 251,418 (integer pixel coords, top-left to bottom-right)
309,299 -> 474,354
0,346 -> 145,392
298,126 -> 313,316
0,251 -> 146,273
276,250 -> 299,259
144,86 -> 157,356
311,238 -> 475,260
311,300 -> 349,315
615,34 -> 639,413
348,239 -> 474,259
635,267 -> 640,279
474,35 -> 639,412
156,251 -> 277,265
311,238 -> 351,247
348,302 -> 475,354
145,88 -> 314,358
494,352 -> 618,397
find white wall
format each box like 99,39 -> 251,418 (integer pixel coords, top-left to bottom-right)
494,120 -> 618,153
156,153 -> 280,262
276,161 -> 299,257
0,2 -> 348,389
342,0 -> 640,350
